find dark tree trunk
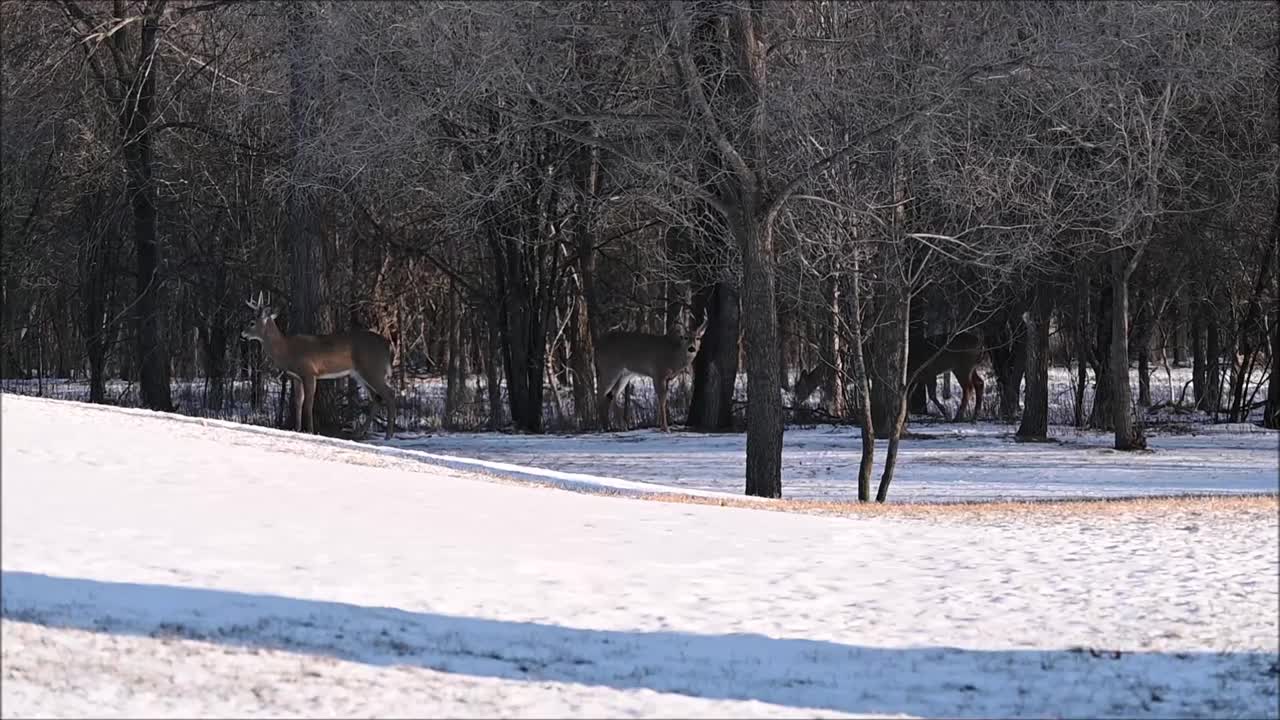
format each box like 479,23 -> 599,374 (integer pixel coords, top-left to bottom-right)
121,6 -> 172,412
1016,284 -> 1052,440
1110,252 -> 1145,450
1266,300 -> 1279,429
199,323 -> 229,412
1205,311 -> 1222,417
989,312 -> 1027,422
1073,269 -> 1089,427
567,142 -> 600,431
1088,278 -> 1114,430
737,213 -> 784,498
847,244 -> 875,502
285,1 -> 339,434
1133,290 -> 1152,407
1172,298 -> 1188,366
1191,300 -> 1206,408
822,276 -> 845,417
444,284 -> 465,429
484,309 -> 504,430
688,282 -> 740,431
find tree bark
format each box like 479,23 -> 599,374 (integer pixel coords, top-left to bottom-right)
1088,278 -> 1114,430
822,276 -> 845,417
738,213 -> 784,498
1074,269 -> 1089,428
285,1 -> 340,434
122,4 -> 173,412
1191,299 -> 1206,408
1016,284 -> 1052,440
688,281 -> 739,431
848,245 -> 875,502
1266,299 -> 1279,429
1110,251 -> 1146,450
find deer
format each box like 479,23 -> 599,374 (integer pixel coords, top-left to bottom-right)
790,331 -> 985,421
595,314 -> 709,432
907,331 -> 985,422
240,291 -> 398,440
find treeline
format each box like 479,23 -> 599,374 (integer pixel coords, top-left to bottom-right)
2,1 -> 1277,498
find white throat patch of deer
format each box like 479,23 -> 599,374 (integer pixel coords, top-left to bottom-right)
241,291 -> 398,439
595,314 -> 709,432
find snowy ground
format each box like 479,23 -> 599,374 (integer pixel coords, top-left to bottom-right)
2,394 -> 1278,717
384,423 -> 1279,503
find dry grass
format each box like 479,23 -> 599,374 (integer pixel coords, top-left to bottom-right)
619,489 -> 1279,522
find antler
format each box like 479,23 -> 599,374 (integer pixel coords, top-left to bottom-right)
246,290 -> 269,312
695,309 -> 709,335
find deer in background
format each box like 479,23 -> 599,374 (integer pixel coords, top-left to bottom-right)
792,331 -> 985,422
595,314 -> 709,432
907,331 -> 985,421
240,291 -> 398,440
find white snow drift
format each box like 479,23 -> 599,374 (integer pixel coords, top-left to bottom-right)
2,394 -> 1277,718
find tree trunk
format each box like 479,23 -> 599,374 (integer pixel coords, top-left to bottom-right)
874,294 -> 911,502
1016,285 -> 1052,440
848,246 -> 875,502
822,276 -> 845,417
1110,252 -> 1145,450
1134,290 -> 1152,407
1205,312 -> 1221,418
198,323 -> 229,412
738,214 -> 783,498
989,312 -> 1027,422
688,281 -> 740,431
121,9 -> 172,412
1266,300 -> 1279,429
1073,269 -> 1089,427
444,284 -> 465,429
286,1 -> 339,434
1088,278 -> 1114,430
1172,298 -> 1187,366
1191,300 -> 1206,408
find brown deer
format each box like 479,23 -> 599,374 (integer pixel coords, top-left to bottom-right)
595,314 -> 709,432
791,331 -> 985,421
240,292 -> 398,439
907,331 -> 985,421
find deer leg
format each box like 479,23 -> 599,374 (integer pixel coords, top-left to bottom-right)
656,376 -> 669,432
597,370 -> 625,432
956,381 -> 972,424
301,374 -> 317,434
290,375 -> 305,433
925,375 -> 951,421
970,371 -> 984,422
381,368 -> 397,440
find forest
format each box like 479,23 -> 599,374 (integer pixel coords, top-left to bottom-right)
2,1 -> 1277,500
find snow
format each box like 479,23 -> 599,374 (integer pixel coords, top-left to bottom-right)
3,393 -> 1278,718
383,423 -> 1279,503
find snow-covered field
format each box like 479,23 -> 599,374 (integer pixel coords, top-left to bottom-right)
2,393 -> 1278,717
384,422 -> 1279,503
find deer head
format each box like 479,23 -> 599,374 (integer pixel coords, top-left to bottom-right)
241,291 -> 279,343
680,312 -> 710,364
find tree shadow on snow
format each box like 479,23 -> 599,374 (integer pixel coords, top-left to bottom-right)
2,571 -> 1275,717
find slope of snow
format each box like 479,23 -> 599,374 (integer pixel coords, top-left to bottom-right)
384,422 -> 1279,502
2,394 -> 1278,718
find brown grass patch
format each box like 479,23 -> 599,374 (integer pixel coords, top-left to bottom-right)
575,487 -> 1280,523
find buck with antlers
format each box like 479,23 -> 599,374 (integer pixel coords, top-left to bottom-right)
595,314 -> 709,432
241,292 -> 398,440
792,331 -> 985,422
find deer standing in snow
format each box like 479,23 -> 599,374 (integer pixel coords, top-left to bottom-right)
595,314 -> 709,432
240,292 -> 398,439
